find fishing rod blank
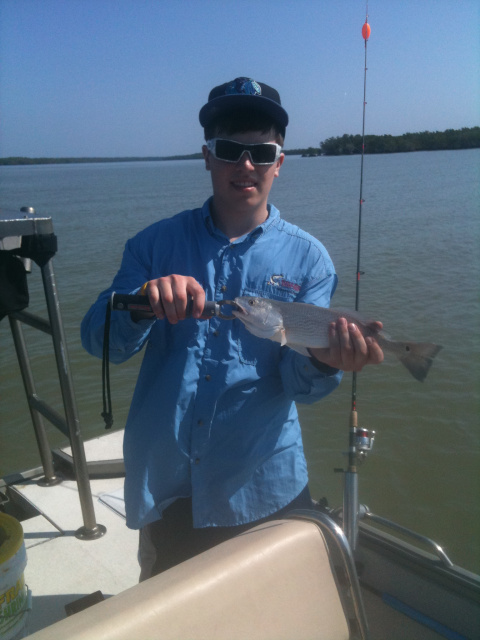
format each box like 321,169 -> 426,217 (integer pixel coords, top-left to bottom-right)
343,10 -> 373,551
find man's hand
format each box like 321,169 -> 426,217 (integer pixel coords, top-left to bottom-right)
309,318 -> 384,372
133,275 -> 205,324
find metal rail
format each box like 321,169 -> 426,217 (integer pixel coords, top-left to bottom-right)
289,509 -> 371,640
1,207 -> 106,540
362,510 -> 454,568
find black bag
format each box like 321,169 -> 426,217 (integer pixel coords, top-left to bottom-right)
0,253 -> 29,320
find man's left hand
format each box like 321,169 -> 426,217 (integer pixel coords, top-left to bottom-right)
309,318 -> 384,372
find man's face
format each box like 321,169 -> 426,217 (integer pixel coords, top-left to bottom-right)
203,130 -> 284,216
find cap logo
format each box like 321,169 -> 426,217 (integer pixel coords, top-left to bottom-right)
225,77 -> 261,97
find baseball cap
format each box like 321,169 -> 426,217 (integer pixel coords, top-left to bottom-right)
199,77 -> 289,134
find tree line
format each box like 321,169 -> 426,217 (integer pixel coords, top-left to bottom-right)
0,154 -> 203,166
316,127 -> 479,156
1,127 -> 478,165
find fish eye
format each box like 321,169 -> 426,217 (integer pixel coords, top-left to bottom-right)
248,300 -> 254,306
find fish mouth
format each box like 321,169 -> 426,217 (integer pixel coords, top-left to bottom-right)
216,299 -> 244,319
232,298 -> 247,313
231,298 -> 247,318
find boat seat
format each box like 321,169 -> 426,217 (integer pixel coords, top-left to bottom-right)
27,514 -> 367,639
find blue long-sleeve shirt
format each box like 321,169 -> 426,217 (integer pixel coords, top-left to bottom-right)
81,198 -> 342,529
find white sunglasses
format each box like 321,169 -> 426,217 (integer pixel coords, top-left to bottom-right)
206,138 -> 282,165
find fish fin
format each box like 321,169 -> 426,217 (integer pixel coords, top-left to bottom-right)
267,329 -> 286,345
398,342 -> 443,382
281,327 -> 309,355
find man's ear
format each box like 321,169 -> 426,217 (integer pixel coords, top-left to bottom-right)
274,153 -> 285,178
202,145 -> 211,171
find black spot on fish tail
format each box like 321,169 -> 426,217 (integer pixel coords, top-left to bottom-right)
399,342 -> 443,382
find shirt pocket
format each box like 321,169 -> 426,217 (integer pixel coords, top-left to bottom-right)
234,286 -> 297,371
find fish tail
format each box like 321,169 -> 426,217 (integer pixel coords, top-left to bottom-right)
396,342 -> 443,382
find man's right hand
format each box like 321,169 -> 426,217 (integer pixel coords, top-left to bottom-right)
135,275 -> 205,324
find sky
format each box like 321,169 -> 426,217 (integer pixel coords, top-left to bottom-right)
0,0 -> 478,158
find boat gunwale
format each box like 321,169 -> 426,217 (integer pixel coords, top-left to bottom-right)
357,521 -> 480,600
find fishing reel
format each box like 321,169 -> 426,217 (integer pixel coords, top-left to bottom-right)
338,425 -> 375,549
353,426 -> 375,463
336,426 -> 375,473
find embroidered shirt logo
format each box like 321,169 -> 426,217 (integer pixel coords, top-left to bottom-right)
267,275 -> 301,293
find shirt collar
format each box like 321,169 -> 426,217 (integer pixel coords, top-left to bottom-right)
201,198 -> 280,244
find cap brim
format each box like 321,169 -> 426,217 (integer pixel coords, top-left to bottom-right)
199,94 -> 288,129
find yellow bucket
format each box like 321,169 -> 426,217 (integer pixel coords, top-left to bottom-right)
0,514 -> 28,640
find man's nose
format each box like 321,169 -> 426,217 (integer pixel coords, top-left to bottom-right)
236,151 -> 255,168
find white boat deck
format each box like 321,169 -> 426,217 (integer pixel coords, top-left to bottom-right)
9,431 -> 139,636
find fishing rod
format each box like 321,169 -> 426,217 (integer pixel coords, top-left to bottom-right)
343,8 -> 375,551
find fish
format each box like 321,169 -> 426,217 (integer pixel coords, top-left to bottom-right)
232,296 -> 442,382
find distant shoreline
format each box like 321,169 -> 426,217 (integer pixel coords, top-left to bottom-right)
0,154 -> 205,166
1,127 -> 478,166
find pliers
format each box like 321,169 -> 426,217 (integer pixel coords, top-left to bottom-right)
111,293 -> 239,319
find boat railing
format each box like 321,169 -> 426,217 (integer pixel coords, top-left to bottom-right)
289,509 -> 371,640
0,207 -> 106,540
362,509 -> 454,568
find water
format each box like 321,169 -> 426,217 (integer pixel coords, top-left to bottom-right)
1,150 -> 479,572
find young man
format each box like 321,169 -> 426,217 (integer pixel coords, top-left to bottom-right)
81,77 -> 383,580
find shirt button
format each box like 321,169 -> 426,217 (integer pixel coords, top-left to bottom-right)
197,419 -> 204,426
213,330 -> 219,337
220,285 -> 227,292
195,458 -> 200,465
205,374 -> 211,381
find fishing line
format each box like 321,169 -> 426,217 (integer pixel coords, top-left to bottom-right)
101,295 -> 114,429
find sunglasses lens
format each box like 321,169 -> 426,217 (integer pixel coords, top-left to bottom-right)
250,145 -> 277,164
213,140 -> 278,164
215,139 -> 244,162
